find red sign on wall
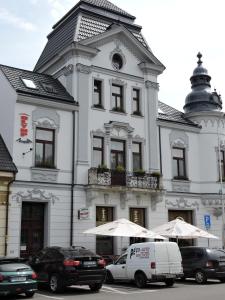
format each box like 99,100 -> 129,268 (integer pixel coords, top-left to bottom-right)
17,113 -> 32,144
20,114 -> 28,137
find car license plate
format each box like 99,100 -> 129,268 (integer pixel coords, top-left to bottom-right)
11,276 -> 26,282
83,261 -> 96,266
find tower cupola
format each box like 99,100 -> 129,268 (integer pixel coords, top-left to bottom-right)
183,53 -> 222,113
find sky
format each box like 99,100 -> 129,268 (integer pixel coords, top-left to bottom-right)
0,0 -> 224,111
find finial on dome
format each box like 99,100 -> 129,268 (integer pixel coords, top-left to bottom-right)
197,52 -> 202,65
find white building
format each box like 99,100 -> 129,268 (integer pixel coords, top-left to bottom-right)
0,0 -> 224,257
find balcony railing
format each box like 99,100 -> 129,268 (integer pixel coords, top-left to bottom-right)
88,168 -> 160,189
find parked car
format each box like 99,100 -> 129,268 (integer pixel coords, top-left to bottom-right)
106,242 -> 183,288
180,246 -> 225,284
29,246 -> 106,293
0,257 -> 37,297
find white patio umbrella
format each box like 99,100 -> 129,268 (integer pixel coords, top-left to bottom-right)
83,218 -> 166,239
151,218 -> 219,241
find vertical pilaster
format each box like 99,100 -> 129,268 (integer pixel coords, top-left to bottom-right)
145,80 -> 160,172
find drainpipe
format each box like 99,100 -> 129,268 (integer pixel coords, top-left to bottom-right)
5,175 -> 16,256
70,110 -> 75,246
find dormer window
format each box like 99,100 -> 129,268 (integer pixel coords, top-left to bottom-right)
41,82 -> 56,93
22,78 -> 37,89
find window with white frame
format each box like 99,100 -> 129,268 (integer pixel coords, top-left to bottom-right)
132,142 -> 142,171
132,88 -> 141,115
172,147 -> 187,179
219,150 -> 225,180
93,136 -> 104,167
35,128 -> 55,168
112,84 -> 124,112
93,79 -> 103,108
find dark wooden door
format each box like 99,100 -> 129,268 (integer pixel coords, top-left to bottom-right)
20,202 -> 45,257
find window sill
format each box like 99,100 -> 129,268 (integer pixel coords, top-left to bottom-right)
32,166 -> 59,171
92,105 -> 105,111
110,109 -> 127,115
172,177 -> 189,181
131,113 -> 144,118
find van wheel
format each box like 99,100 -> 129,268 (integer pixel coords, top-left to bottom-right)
195,270 -> 207,284
134,272 -> 147,288
49,274 -> 64,293
105,270 -> 114,283
89,283 -> 102,292
165,279 -> 174,287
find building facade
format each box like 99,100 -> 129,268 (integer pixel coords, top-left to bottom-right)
0,135 -> 17,256
0,0 -> 224,257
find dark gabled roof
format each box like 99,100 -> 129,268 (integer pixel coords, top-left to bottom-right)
0,135 -> 17,173
158,101 -> 200,128
34,0 -> 148,71
0,65 -> 76,105
81,0 -> 135,19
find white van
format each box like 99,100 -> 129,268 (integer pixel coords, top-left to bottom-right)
106,242 -> 183,288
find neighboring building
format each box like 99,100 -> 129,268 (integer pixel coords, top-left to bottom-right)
0,65 -> 78,257
0,0 -> 224,257
0,135 -> 17,256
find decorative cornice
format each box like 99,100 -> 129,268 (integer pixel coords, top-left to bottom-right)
12,188 -> 59,204
166,197 -> 199,210
104,121 -> 134,135
76,63 -> 92,74
63,64 -> 74,76
145,80 -> 159,91
109,78 -> 127,87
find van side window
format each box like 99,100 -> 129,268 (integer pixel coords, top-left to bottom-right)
116,254 -> 127,265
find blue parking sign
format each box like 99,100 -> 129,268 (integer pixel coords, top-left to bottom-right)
204,215 -> 211,230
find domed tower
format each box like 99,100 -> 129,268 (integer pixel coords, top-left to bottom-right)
183,53 -> 222,113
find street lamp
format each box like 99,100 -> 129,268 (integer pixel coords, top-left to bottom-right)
217,116 -> 225,249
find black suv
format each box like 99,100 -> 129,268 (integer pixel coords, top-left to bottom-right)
29,246 -> 106,292
180,246 -> 225,284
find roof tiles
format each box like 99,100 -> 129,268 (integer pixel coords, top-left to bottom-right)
0,135 -> 17,173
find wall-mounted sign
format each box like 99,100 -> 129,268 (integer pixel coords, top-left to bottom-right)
78,208 -> 89,220
16,113 -> 32,143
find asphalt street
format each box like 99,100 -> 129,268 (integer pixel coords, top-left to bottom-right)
3,280 -> 225,300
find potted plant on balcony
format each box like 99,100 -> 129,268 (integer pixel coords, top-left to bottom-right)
115,165 -> 125,173
97,164 -> 109,173
151,171 -> 161,178
134,169 -> 146,177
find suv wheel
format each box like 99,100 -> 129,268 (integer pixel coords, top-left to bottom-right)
220,278 -> 225,283
134,272 -> 147,288
105,270 -> 114,284
89,283 -> 102,292
25,291 -> 35,298
165,279 -> 174,287
49,274 -> 64,293
195,270 -> 207,284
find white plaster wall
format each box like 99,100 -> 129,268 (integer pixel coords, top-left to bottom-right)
7,184 -> 72,257
13,102 -> 73,184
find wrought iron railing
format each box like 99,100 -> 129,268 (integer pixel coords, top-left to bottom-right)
88,168 -> 160,189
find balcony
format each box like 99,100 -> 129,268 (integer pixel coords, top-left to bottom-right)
88,168 -> 160,190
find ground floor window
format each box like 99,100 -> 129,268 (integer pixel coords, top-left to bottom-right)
168,209 -> 194,247
96,206 -> 114,255
130,207 -> 146,245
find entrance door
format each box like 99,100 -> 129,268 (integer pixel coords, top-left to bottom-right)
20,202 -> 45,257
168,210 -> 194,247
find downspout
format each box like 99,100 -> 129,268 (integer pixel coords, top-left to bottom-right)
5,175 -> 16,256
158,125 -> 162,175
70,110 -> 75,246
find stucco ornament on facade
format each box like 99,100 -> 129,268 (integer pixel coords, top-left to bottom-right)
145,80 -> 159,91
12,189 -> 59,204
166,197 -> 199,210
76,63 -> 92,74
